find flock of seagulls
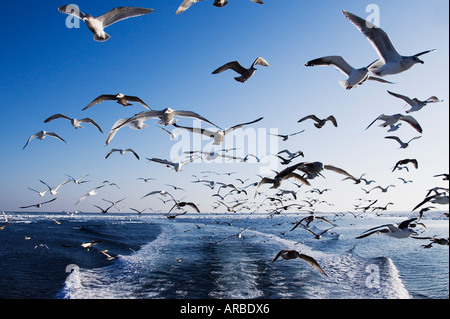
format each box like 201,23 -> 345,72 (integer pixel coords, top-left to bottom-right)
6,3 -> 448,281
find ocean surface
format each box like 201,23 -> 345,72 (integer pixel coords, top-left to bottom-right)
0,211 -> 448,300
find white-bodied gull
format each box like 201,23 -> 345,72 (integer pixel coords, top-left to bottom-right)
387,91 -> 443,113
58,5 -> 154,42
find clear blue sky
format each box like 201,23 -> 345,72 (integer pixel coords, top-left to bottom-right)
0,0 -> 448,214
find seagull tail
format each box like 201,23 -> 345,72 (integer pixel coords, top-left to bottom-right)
94,33 -> 111,42
338,80 -> 355,90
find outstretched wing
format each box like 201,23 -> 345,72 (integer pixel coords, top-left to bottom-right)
176,0 -> 205,14
342,10 -> 401,63
83,95 -> 117,111
305,55 -> 355,76
224,117 -> 263,135
298,253 -> 328,277
58,5 -> 87,19
98,7 -> 154,28
212,61 -> 247,75
44,114 -> 71,123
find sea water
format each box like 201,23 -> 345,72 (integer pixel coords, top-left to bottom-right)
0,211 -> 448,299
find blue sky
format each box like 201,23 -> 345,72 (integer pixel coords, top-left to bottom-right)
0,0 -> 448,214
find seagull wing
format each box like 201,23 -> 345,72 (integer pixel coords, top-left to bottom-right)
224,117 -> 263,135
283,172 -> 311,186
326,116 -> 338,127
387,91 -> 415,106
79,118 -> 103,133
368,76 -> 395,84
365,114 -> 383,130
186,202 -> 201,213
254,178 -> 275,198
45,132 -> 67,144
126,149 -> 140,160
173,110 -> 220,128
399,115 -> 422,133
23,133 -> 39,150
176,0 -> 205,14
298,114 -> 321,124
58,5 -> 87,19
126,96 -> 151,110
212,61 -> 247,75
305,56 -> 355,76
83,95 -> 118,111
342,10 -> 401,63
105,149 -> 117,159
252,57 -> 269,68
324,164 -> 355,179
97,7 -> 154,28
414,49 -> 437,57
398,218 -> 417,230
385,136 -> 403,146
298,253 -> 328,277
412,195 -> 435,211
113,111 -> 164,130
44,114 -> 71,123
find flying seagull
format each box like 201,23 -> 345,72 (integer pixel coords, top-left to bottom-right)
387,91 -> 443,113
176,0 -> 263,14
105,114 -> 148,146
342,10 -> 436,77
412,194 -> 449,211
20,198 -> 57,209
269,130 -> 305,141
212,57 -> 269,83
385,136 -> 421,149
366,113 -> 423,133
105,148 -> 140,160
83,93 -> 151,111
216,225 -> 253,244
298,115 -> 338,129
305,56 -> 393,89
23,131 -> 66,149
146,157 -> 198,172
254,167 -> 311,198
58,5 -> 154,42
392,159 -> 418,172
356,218 -> 420,239
44,114 -> 103,133
76,185 -> 105,205
272,250 -> 328,277
173,117 -> 263,145
112,108 -> 220,130
40,179 -> 71,196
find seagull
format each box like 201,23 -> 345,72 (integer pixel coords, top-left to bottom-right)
112,108 -> 220,131
58,5 -> 154,42
366,113 -> 423,133
342,10 -> 436,77
44,114 -> 103,133
412,194 -> 449,211
212,57 -> 269,83
76,185 -> 105,205
433,173 -> 449,181
387,91 -> 443,113
105,114 -> 148,146
305,56 -> 393,89
213,0 -> 264,8
278,149 -> 304,159
130,207 -> 147,217
105,148 -> 140,160
298,115 -> 338,129
168,201 -> 200,214
254,167 -> 311,198
23,131 -> 66,149
146,157 -> 197,172
40,179 -> 71,195
99,250 -> 116,261
137,177 -> 157,183
392,159 -> 418,172
356,218 -> 420,239
272,250 -> 328,277
385,136 -> 421,149
299,225 -> 336,240
216,225 -> 253,244
61,240 -> 102,251
20,198 -> 57,209
141,190 -> 176,201
93,204 -> 114,214
159,127 -> 182,140
176,0 -> 263,14
66,174 -> 90,185
269,130 -> 305,141
369,185 -> 396,193
83,93 -> 151,111
291,215 -> 336,229
27,187 -> 49,197
217,200 -> 244,213
173,117 -> 263,145
412,236 -> 449,248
